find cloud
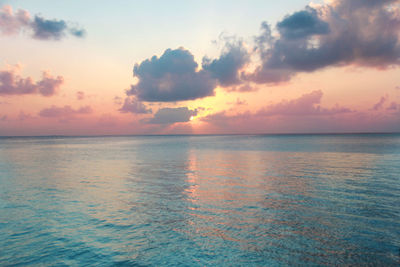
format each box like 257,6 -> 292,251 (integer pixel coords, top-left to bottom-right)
0,115 -> 7,121
126,42 -> 251,102
372,96 -> 387,111
76,91 -> 85,100
248,0 -> 400,84
39,105 -> 92,118
0,5 -> 85,40
0,68 -> 63,96
128,48 -> 216,102
202,40 -> 249,86
277,7 -> 330,40
202,90 -> 351,127
227,83 -> 257,92
32,16 -> 68,40
227,98 -> 247,106
257,90 -> 352,116
69,27 -> 86,38
114,96 -> 123,105
387,102 -> 398,111
119,97 -> 152,114
0,5 -> 29,35
146,107 -> 197,124
18,111 -> 32,121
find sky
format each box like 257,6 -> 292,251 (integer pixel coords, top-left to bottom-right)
0,0 -> 399,136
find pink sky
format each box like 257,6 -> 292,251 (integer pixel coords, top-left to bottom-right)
1,0 -> 400,135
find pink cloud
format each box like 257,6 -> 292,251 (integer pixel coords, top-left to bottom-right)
0,68 -> 63,96
76,91 -> 85,100
387,102 -> 398,111
39,105 -> 92,119
201,91 -> 360,133
18,111 -> 33,121
227,98 -> 247,106
0,5 -> 85,40
0,5 -> 30,35
372,96 -> 387,111
256,90 -> 352,116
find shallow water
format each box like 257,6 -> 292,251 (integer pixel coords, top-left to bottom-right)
0,134 -> 399,266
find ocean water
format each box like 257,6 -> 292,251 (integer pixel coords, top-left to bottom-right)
0,134 -> 399,266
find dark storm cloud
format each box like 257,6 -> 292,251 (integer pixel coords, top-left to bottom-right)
146,107 -> 197,124
119,97 -> 152,114
202,40 -> 250,86
0,69 -> 63,96
0,5 -> 86,40
248,0 -> 400,84
127,48 -> 217,102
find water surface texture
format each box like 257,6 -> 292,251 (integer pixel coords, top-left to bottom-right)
1,134 -> 400,266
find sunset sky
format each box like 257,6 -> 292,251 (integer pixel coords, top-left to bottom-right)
1,0 -> 400,135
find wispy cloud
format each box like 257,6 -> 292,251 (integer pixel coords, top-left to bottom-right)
257,90 -> 352,116
202,90 -> 352,126
372,96 -> 387,111
39,105 -> 92,118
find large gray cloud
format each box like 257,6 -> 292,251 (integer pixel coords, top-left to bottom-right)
123,0 -> 400,102
127,48 -> 217,102
126,42 -> 251,102
248,0 -> 400,83
277,8 -> 330,40
0,5 -> 85,40
146,107 -> 197,124
0,69 -> 63,96
202,40 -> 249,86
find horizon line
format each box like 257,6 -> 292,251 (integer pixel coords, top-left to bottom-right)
1,131 -> 399,138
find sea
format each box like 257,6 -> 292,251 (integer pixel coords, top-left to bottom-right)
0,134 -> 399,266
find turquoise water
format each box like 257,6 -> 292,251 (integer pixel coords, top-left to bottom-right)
0,134 -> 400,266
